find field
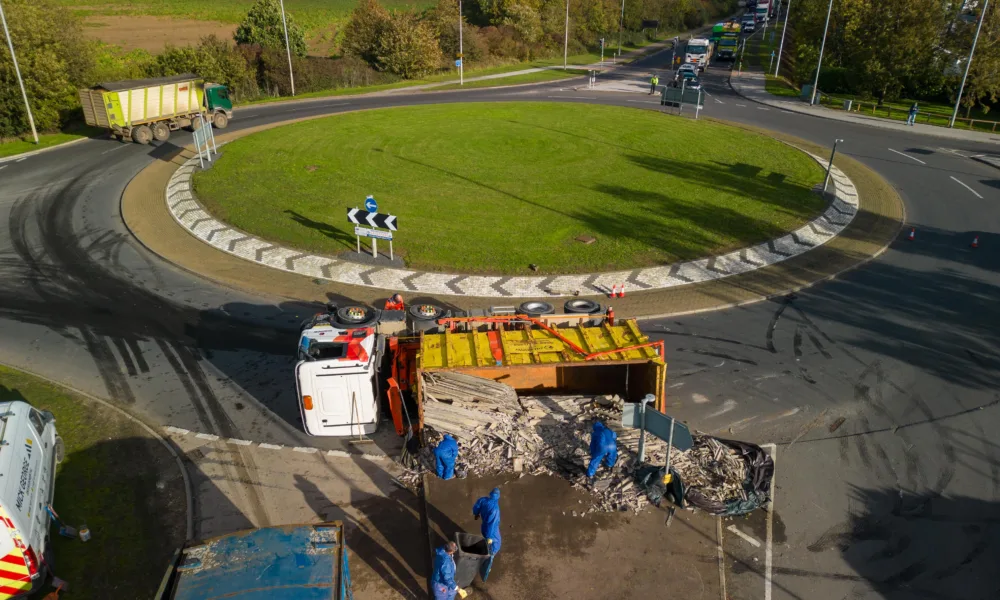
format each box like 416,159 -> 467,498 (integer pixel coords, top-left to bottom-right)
193,102 -> 826,275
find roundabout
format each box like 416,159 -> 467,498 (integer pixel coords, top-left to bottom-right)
191,102 -> 827,275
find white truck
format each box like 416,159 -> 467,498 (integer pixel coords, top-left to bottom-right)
0,401 -> 61,597
685,38 -> 713,72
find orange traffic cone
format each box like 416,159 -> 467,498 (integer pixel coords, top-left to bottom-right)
907,227 -> 915,241
608,284 -> 618,299
618,283 -> 626,298
971,236 -> 979,249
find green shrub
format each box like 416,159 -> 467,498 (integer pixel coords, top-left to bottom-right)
234,0 -> 308,58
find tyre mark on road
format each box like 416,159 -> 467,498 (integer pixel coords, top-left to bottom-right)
766,300 -> 790,353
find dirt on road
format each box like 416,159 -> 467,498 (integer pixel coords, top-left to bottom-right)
82,15 -> 236,52
426,473 -> 722,599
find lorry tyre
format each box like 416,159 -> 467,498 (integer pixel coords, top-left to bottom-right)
189,117 -> 203,132
131,125 -> 152,145
564,299 -> 601,314
518,301 -> 555,316
54,436 -> 65,465
335,305 -> 377,326
408,304 -> 444,321
152,122 -> 170,142
213,112 -> 229,129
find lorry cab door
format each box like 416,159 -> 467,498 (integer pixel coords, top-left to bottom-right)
21,410 -> 46,558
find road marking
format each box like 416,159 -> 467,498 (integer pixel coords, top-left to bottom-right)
14,157 -> 26,163
951,176 -> 984,199
757,107 -> 770,111
717,518 -> 727,600
101,145 -> 127,155
546,95 -> 597,99
195,432 -> 220,441
736,103 -> 747,107
887,148 -> 927,164
166,426 -> 191,435
0,165 -> 7,171
762,442 -> 777,600
707,398 -> 737,417
726,524 -> 762,547
293,446 -> 319,454
259,443 -> 284,450
626,99 -> 660,104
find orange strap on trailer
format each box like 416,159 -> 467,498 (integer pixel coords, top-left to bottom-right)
386,378 -> 405,436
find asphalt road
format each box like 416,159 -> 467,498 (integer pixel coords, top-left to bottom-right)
1,43 -> 998,599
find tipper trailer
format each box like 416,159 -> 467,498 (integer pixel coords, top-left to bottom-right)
296,302 -> 667,441
79,73 -> 233,145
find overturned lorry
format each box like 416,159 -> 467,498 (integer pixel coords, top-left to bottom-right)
295,301 -> 666,440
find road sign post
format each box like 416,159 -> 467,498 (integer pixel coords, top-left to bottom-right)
348,205 -> 398,260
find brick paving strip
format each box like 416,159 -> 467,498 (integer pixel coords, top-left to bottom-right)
121,117 -> 904,318
165,150 -> 859,298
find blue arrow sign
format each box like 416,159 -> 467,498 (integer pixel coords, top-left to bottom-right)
364,195 -> 378,212
455,59 -> 462,67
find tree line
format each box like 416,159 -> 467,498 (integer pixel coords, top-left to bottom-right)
783,0 -> 999,115
1,0 -> 739,139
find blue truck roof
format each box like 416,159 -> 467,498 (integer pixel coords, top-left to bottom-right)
165,523 -> 350,600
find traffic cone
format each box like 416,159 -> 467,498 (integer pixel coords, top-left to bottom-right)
907,227 -> 915,241
618,283 -> 626,298
971,236 -> 979,249
608,284 -> 618,299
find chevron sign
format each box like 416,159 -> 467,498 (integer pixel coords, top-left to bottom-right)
347,208 -> 398,231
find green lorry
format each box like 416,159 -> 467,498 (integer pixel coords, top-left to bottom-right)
79,73 -> 233,144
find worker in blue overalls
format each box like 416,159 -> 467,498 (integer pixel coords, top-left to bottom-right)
431,541 -> 460,600
587,421 -> 618,478
435,434 -> 459,479
473,487 -> 502,556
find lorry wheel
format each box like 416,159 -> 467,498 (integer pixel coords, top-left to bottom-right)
131,125 -> 152,145
54,436 -> 65,465
518,301 -> 555,316
189,117 -> 203,132
408,303 -> 444,321
564,299 -> 601,314
213,112 -> 229,129
152,122 -> 170,142
336,305 -> 377,326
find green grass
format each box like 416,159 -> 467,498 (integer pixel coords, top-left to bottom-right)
0,125 -> 103,159
0,365 -> 186,600
194,102 -> 826,274
765,74 -> 799,98
58,0 -> 431,32
429,69 -> 587,91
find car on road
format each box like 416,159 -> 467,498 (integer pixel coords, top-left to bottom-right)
672,69 -> 701,89
742,18 -> 756,32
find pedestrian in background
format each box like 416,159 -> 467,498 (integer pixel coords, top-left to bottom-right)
649,74 -> 659,94
431,541 -> 460,600
907,102 -> 919,126
473,487 -> 502,555
587,421 -> 618,478
435,434 -> 459,480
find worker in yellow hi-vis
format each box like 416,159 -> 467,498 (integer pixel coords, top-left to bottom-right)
649,74 -> 659,95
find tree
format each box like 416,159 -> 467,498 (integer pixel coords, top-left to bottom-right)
375,13 -> 442,77
342,0 -> 391,64
154,36 -> 260,101
234,0 -> 307,58
957,1 -> 1000,116
0,0 -> 91,137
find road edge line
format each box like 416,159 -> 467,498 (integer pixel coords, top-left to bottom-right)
762,442 -> 777,600
717,517 -> 727,600
0,136 -> 92,164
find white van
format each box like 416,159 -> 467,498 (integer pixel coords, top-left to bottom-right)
0,401 -> 61,597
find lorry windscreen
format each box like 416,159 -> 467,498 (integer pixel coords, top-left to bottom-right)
687,44 -> 708,54
303,342 -> 348,360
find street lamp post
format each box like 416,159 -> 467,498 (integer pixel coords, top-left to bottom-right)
618,0 -> 625,56
823,139 -> 844,193
0,0 -> 38,144
459,0 -> 464,85
809,0 -> 835,105
563,0 -> 569,70
775,0 -> 794,76
277,0 -> 296,96
950,0 -> 989,128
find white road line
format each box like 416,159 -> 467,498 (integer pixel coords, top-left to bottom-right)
626,99 -> 660,104
546,95 -> 597,99
887,148 -> 927,165
716,518 -> 727,600
195,432 -> 220,441
736,103 -> 747,107
726,524 -> 762,547
15,157 -> 26,163
101,145 -> 127,155
227,438 -> 253,446
951,176 -> 984,199
0,165 -> 7,171
762,443 -> 777,600
259,443 -> 284,450
757,107 -> 770,111
165,426 -> 190,435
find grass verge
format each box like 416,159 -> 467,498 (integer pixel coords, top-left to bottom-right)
0,365 -> 186,600
428,69 -> 586,91
0,125 -> 103,160
194,102 -> 826,275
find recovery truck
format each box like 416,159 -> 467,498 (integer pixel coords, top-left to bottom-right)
79,73 -> 233,145
295,302 -> 667,439
155,522 -> 353,599
684,38 -> 713,72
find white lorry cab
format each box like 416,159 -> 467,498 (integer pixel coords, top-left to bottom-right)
0,401 -> 61,597
295,311 -> 387,437
685,38 -> 713,71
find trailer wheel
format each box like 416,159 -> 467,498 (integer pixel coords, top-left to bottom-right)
518,301 -> 555,316
335,305 -> 377,326
189,117 -> 203,132
152,122 -> 170,142
213,112 -> 229,129
408,303 -> 444,321
564,299 -> 601,314
131,125 -> 152,145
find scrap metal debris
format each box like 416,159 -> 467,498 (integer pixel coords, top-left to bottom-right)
401,379 -> 767,514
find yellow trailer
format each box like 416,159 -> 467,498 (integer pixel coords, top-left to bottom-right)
79,73 -> 233,145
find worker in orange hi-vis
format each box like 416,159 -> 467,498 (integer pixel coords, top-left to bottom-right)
384,294 -> 404,311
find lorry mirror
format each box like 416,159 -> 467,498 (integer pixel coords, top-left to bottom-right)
303,395 -> 314,410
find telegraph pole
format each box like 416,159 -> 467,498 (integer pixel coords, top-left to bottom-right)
0,0 -> 38,143
618,0 -> 625,56
459,0 -> 464,84
563,0 -> 569,69
278,0 -> 296,95
809,0 -> 834,105
775,0 -> 793,76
